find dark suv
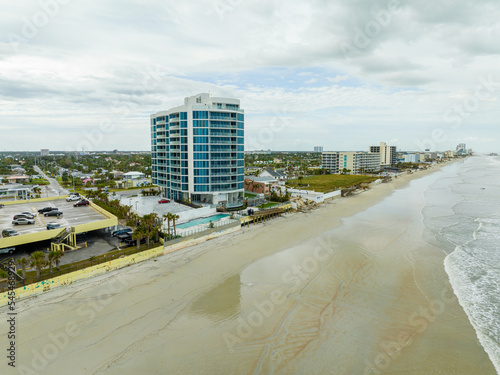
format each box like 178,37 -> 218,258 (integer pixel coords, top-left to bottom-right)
44,210 -> 63,217
38,207 -> 57,214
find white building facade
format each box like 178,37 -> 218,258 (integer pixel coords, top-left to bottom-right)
151,93 -> 244,206
322,151 -> 380,174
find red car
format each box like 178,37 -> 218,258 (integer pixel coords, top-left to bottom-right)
158,198 -> 170,204
74,200 -> 90,207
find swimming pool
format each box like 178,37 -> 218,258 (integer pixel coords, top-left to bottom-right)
176,214 -> 231,229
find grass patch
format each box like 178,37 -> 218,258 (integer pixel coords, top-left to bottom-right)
287,174 -> 378,193
29,178 -> 50,185
245,192 -> 258,198
259,202 -> 280,209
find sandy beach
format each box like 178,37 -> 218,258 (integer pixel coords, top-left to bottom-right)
1,161 -> 496,375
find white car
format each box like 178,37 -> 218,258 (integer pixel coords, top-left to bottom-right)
66,195 -> 81,202
12,218 -> 35,225
0,247 -> 15,255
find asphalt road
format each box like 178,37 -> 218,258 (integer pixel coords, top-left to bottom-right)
34,165 -> 70,197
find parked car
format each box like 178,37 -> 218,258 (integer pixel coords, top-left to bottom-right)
13,214 -> 34,220
46,222 -> 62,230
44,210 -> 63,217
123,237 -> 146,246
12,218 -> 35,225
38,207 -> 57,214
20,211 -> 36,217
158,198 -> 170,204
66,195 -> 81,202
117,232 -> 133,241
74,200 -> 90,207
111,227 -> 132,237
1,229 -> 19,237
0,247 -> 16,255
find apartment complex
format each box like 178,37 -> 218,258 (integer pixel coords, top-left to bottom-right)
370,142 -> 396,166
314,146 -> 323,153
150,93 -> 244,206
322,151 -> 381,174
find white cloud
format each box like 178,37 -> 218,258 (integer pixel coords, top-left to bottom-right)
0,0 -> 499,152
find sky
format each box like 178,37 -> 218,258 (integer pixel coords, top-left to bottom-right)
0,0 -> 499,153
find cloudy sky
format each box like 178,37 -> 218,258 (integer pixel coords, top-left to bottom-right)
1,0 -> 499,152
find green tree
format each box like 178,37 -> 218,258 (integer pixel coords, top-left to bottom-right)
16,257 -> 29,279
132,226 -> 145,251
172,214 -> 180,236
48,250 -> 64,274
29,251 -> 47,279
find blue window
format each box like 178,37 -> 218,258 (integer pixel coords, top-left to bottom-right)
237,130 -> 244,137
195,177 -> 209,184
194,153 -> 209,160
193,111 -> 208,119
180,112 -> 187,120
237,113 -> 244,121
194,169 -> 209,176
194,145 -> 209,152
195,185 -> 209,192
193,120 -> 208,127
195,161 -> 208,168
237,122 -> 244,129
194,128 -> 208,136
194,137 -> 209,144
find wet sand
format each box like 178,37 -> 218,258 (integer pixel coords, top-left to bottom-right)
1,162 -> 496,374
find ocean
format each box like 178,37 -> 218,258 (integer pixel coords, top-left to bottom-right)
423,156 -> 500,373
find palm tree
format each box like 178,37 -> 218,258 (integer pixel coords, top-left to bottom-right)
162,214 -> 170,238
29,251 -> 47,279
52,250 -> 64,270
47,251 -> 56,275
142,214 -> 156,248
132,226 -> 145,251
150,213 -> 160,243
16,257 -> 28,279
172,214 -> 180,236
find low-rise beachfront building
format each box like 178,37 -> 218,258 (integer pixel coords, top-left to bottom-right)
322,152 -> 340,174
322,151 -> 380,174
258,168 -> 287,184
404,154 -> 421,163
151,93 -> 245,207
244,176 -> 278,195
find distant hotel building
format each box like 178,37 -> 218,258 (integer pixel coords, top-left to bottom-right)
322,141 -> 396,174
314,146 -> 323,153
150,93 -> 244,206
322,151 -> 380,174
369,142 -> 396,166
456,143 -> 468,156
40,149 -> 49,156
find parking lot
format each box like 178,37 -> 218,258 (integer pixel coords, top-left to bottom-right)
0,198 -> 108,236
119,194 -> 194,217
0,228 -> 124,269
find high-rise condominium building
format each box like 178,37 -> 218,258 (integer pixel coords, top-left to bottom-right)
370,142 -> 396,166
314,146 -> 323,153
150,93 -> 244,206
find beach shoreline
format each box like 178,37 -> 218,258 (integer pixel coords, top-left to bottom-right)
3,158 -> 494,375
